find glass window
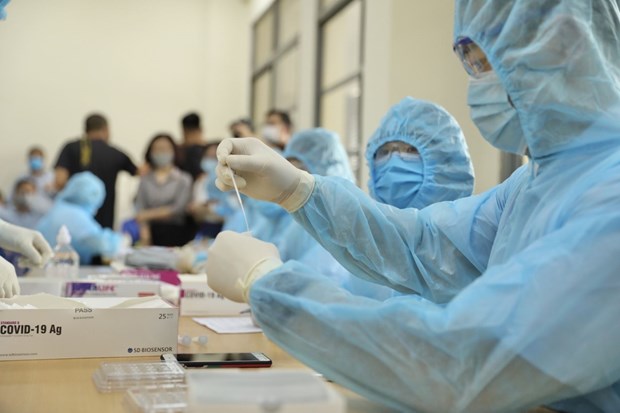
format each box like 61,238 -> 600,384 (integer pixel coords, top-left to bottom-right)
251,0 -> 300,124
274,48 -> 299,111
278,0 -> 300,47
254,9 -> 275,68
252,70 -> 273,128
319,78 -> 361,170
320,0 -> 361,89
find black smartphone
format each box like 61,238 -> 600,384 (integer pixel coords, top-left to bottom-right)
161,352 -> 272,368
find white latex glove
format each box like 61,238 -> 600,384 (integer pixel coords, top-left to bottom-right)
205,231 -> 283,303
0,220 -> 53,267
0,256 -> 19,298
216,138 -> 315,212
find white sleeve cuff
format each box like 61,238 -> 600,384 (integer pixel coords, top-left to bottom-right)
279,171 -> 315,213
240,257 -> 284,302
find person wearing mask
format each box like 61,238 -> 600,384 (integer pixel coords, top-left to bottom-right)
0,178 -> 52,230
346,96 -> 475,298
188,142 -> 225,239
229,118 -> 255,138
135,134 -> 193,246
54,113 -> 138,229
18,146 -> 55,197
37,172 -> 123,265
178,112 -> 207,181
260,109 -> 293,150
206,0 -> 620,411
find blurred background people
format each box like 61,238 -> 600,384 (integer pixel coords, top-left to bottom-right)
188,142 -> 225,239
178,112 -> 207,181
54,113 -> 138,229
135,133 -> 193,246
0,178 -> 51,230
260,109 -> 293,150
19,146 -> 55,198
229,118 -> 255,138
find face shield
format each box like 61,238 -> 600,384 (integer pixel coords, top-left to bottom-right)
374,141 -> 420,166
453,37 -> 493,78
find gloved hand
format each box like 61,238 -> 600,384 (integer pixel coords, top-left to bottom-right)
0,256 -> 19,298
205,231 -> 283,303
0,220 -> 53,267
216,138 -> 315,212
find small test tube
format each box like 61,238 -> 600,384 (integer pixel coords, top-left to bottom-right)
177,335 -> 208,346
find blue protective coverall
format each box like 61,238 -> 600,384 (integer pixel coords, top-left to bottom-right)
247,1 -> 620,411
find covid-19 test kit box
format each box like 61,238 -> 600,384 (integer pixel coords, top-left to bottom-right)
0,294 -> 178,361
179,274 -> 249,316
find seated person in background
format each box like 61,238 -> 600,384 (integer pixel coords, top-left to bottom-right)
188,142 -> 224,239
229,118 -> 255,138
0,178 -> 52,230
37,172 -> 124,265
135,134 -> 193,246
19,146 -> 55,198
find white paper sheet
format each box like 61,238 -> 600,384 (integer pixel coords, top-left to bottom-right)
193,316 -> 262,334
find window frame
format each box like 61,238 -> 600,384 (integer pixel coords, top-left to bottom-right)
315,0 -> 365,182
250,0 -> 301,126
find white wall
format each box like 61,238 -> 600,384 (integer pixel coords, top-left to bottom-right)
0,0 -> 250,227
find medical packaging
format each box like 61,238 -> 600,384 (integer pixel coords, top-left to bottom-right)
186,369 -> 345,413
123,383 -> 188,413
0,294 -> 178,361
64,276 -> 162,298
179,274 -> 249,316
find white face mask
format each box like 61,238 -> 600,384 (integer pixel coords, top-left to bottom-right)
261,125 -> 281,144
467,72 -> 528,155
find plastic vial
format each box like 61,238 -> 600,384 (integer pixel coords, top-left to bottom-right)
48,225 -> 79,278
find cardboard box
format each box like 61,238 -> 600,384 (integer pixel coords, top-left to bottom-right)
18,271 -> 166,299
0,294 -> 178,361
18,278 -> 64,296
64,276 -> 162,298
179,274 -> 249,316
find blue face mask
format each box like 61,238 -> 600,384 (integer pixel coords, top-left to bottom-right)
201,159 -> 218,174
29,156 -> 44,172
372,153 -> 424,209
467,71 -> 527,155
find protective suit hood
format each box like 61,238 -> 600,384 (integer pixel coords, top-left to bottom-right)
366,97 -> 474,208
455,0 -> 620,159
56,172 -> 105,215
284,128 -> 355,182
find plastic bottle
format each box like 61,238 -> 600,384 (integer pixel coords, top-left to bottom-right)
48,225 -> 79,278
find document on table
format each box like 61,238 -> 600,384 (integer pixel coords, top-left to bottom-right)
193,316 -> 263,334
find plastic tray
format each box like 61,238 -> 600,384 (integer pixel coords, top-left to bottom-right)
92,361 -> 185,393
124,383 -> 188,413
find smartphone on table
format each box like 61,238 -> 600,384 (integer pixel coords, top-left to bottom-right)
161,352 -> 272,368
